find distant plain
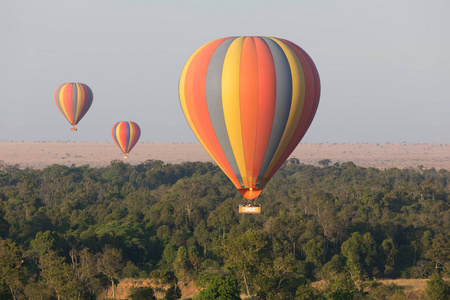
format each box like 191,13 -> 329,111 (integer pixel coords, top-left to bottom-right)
1,142 -> 449,170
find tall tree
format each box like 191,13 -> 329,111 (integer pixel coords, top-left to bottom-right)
0,238 -> 29,300
222,229 -> 266,297
426,233 -> 450,271
96,245 -> 124,300
381,239 -> 397,277
425,272 -> 450,300
341,232 -> 378,279
196,275 -> 241,300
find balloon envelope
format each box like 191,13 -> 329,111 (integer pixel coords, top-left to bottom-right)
111,121 -> 141,157
179,36 -> 320,200
55,83 -> 93,131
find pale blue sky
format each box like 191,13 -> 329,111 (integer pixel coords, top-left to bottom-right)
1,0 -> 449,143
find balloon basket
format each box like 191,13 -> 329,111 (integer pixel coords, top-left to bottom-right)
239,206 -> 261,214
123,155 -> 128,159
70,128 -> 77,131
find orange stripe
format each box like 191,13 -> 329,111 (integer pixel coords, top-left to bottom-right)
240,37 -> 259,187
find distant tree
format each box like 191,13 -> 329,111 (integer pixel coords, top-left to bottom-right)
165,284 -> 182,300
365,282 -> 405,300
166,178 -> 205,224
419,230 -> 433,259
194,220 -> 211,256
195,275 -> 241,300
425,272 -> 450,300
324,275 -> 359,300
129,286 -> 157,300
70,248 -> 102,298
23,281 -> 54,300
173,246 -> 188,281
395,245 -> 416,277
222,229 -> 266,297
207,203 -> 238,239
318,159 -> 331,167
122,261 -> 140,278
302,239 -> 324,274
28,232 -> 79,300
320,254 -> 347,280
37,249 -> 80,300
381,239 -> 397,277
295,283 -> 325,300
341,232 -> 377,279
362,232 -> 378,276
96,245 -> 124,300
415,260 -> 435,279
254,252 -> 303,299
159,243 -> 178,270
0,281 -> 12,300
0,238 -> 29,299
426,233 -> 450,271
0,209 -> 10,238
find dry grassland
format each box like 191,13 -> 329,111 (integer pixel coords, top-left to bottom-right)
106,278 -> 450,300
1,142 -> 450,170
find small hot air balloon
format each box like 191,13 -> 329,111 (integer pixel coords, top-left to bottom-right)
111,121 -> 141,158
179,36 -> 320,213
55,82 -> 93,131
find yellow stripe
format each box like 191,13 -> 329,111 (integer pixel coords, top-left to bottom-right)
222,37 -> 248,186
58,84 -> 70,121
179,41 -> 219,163
264,38 -> 306,177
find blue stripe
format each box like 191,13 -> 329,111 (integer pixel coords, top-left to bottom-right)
72,83 -> 78,125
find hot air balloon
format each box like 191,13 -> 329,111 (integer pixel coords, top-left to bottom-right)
111,121 -> 141,158
179,36 -> 320,213
55,82 -> 93,131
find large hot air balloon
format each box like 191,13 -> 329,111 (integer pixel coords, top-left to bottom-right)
55,83 -> 93,131
179,36 -> 320,211
111,121 -> 141,158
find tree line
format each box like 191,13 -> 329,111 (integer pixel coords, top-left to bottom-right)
0,158 -> 449,299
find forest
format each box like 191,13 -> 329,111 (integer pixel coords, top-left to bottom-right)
0,158 -> 449,299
